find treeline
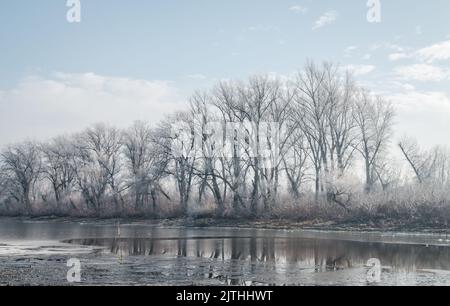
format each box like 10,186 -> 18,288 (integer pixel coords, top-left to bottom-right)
1,61 -> 450,225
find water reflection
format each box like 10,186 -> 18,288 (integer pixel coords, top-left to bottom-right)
65,236 -> 450,273
2,218 -> 450,285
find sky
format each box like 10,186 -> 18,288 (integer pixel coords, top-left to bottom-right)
0,0 -> 450,149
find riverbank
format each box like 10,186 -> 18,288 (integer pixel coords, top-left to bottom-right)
162,218 -> 450,234
1,215 -> 449,235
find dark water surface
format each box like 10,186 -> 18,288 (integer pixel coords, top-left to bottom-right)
1,218 -> 450,285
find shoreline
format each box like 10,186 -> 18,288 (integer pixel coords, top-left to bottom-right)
1,215 -> 449,235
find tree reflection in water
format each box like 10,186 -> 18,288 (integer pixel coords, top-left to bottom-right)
65,236 -> 450,272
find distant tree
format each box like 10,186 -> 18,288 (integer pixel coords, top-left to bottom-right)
0,60 -> 409,220
1,141 -> 42,214
292,61 -> 330,200
399,137 -> 450,186
190,93 -> 226,214
123,121 -> 169,211
157,113 -> 197,214
236,75 -> 281,215
73,124 -> 123,213
354,90 -> 394,193
282,129 -> 310,201
211,81 -> 249,212
40,136 -> 77,209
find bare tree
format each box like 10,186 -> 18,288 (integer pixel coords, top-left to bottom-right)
41,136 -> 77,209
259,84 -> 295,211
293,61 -> 330,200
158,112 -> 197,214
354,91 -> 394,193
398,137 -> 427,184
429,146 -> 450,186
211,81 -> 249,213
190,93 -> 226,214
1,141 -> 42,214
282,129 -> 310,201
399,137 -> 450,186
373,157 -> 402,191
237,75 -> 281,215
123,121 -> 169,211
326,70 -> 358,175
73,124 -> 124,213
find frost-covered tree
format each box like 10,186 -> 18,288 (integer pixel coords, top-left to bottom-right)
73,124 -> 124,213
0,141 -> 42,214
399,137 -> 450,186
354,90 -> 394,193
41,136 -> 77,208
123,121 -> 169,211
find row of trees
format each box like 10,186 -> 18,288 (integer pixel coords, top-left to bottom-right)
0,122 -> 170,215
0,61 -> 447,219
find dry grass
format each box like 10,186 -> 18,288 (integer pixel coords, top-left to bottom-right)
1,186 -> 450,229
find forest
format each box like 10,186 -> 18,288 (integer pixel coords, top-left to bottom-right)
1,61 -> 449,227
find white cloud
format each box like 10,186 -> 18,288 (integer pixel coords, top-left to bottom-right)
388,40 -> 450,63
388,90 -> 450,147
416,40 -> 450,63
289,5 -> 308,14
391,91 -> 450,111
0,73 -> 183,146
399,83 -> 415,91
344,46 -> 358,58
344,64 -> 376,76
394,64 -> 449,82
371,42 -> 406,60
313,11 -> 338,30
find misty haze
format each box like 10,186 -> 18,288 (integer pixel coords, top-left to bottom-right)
1,0 -> 450,289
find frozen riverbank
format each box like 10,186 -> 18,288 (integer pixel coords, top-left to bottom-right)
0,217 -> 450,286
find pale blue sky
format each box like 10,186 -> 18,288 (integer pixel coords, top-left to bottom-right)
1,0 -> 450,147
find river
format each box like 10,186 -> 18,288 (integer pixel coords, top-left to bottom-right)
0,218 -> 449,286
